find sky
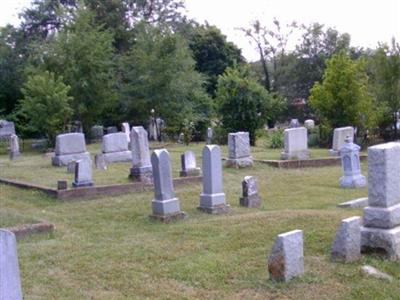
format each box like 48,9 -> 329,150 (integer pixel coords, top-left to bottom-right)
1,0 -> 399,61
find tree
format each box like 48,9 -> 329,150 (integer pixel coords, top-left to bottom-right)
187,24 -> 244,96
369,39 -> 400,140
216,66 -> 278,145
309,51 -> 376,135
17,71 -> 73,145
120,23 -> 211,133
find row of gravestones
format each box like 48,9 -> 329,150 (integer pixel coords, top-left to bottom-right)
1,144 -> 399,298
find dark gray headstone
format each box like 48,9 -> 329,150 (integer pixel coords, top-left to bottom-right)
0,229 -> 23,300
239,176 -> 261,208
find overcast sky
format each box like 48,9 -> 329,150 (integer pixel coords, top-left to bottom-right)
1,0 -> 399,61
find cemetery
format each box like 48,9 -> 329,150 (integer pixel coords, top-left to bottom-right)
1,0 -> 399,299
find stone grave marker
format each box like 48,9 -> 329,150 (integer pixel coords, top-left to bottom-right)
361,142 -> 400,260
330,126 -> 354,156
121,122 -> 130,143
198,145 -> 230,214
0,120 -> 15,139
95,132 -> 131,164
289,119 -> 300,128
52,133 -> 91,166
331,216 -> 361,262
180,151 -> 201,177
339,137 -> 366,188
90,125 -> 104,142
72,159 -> 94,187
129,126 -> 152,183
9,134 -> 20,160
0,229 -> 23,300
281,127 -> 310,160
304,119 -> 315,129
150,149 -> 186,222
239,176 -> 262,208
206,127 -> 213,144
268,229 -> 304,282
106,126 -> 118,134
226,132 -> 253,168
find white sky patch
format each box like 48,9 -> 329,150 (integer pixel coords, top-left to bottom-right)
0,0 -> 399,61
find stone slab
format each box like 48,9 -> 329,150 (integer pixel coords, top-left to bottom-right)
228,132 -> 251,159
363,203 -> 400,229
226,157 -> 254,168
102,132 -> 129,153
54,133 -> 87,155
338,197 -> 368,208
179,168 -> 201,177
331,216 -> 361,262
52,152 -> 91,167
149,211 -> 187,223
361,226 -> 400,260
101,151 -> 131,163
197,203 -> 231,214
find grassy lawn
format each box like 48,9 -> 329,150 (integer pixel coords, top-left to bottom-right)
1,142 -> 399,299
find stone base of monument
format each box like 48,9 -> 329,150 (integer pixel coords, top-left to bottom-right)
340,174 -> 367,188
240,194 -> 261,208
179,168 -> 201,177
97,151 -> 131,163
129,166 -> 153,184
9,151 -> 20,160
226,157 -> 254,168
197,204 -> 231,214
72,180 -> 94,188
280,150 -> 310,160
198,193 -> 231,214
329,149 -> 340,156
52,152 -> 91,166
363,204 -> 400,228
361,226 -> 400,260
149,211 -> 187,223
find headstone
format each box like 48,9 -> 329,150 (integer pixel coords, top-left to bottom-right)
198,145 -> 230,214
0,229 -> 23,300
239,176 -> 262,208
331,216 -> 361,262
304,119 -> 315,130
95,153 -> 107,170
9,134 -> 20,160
95,132 -> 131,164
72,159 -> 94,187
129,126 -> 153,183
67,161 -> 76,173
281,127 -> 310,160
289,119 -> 300,128
330,126 -> 354,156
178,132 -> 184,144
267,229 -> 304,282
206,127 -> 213,144
70,120 -> 83,133
57,180 -> 68,190
90,125 -> 104,142
150,149 -> 186,222
180,151 -> 201,177
361,142 -> 400,260
52,133 -> 91,166
339,137 -> 366,188
0,120 -> 16,139
226,132 -> 253,168
121,122 -> 130,143
106,126 -> 118,134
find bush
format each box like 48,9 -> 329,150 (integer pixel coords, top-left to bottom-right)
268,129 -> 284,149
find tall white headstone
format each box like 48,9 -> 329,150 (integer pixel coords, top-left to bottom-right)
281,127 -> 310,160
330,126 -> 354,156
121,122 -> 130,143
9,134 -> 20,160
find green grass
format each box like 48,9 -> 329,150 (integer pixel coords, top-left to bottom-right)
1,141 -> 399,299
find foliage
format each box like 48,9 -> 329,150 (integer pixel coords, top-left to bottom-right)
120,23 -> 211,134
368,39 -> 400,140
309,51 -> 376,133
187,24 -> 244,96
16,71 -> 73,145
268,129 -> 284,149
216,66 -> 276,145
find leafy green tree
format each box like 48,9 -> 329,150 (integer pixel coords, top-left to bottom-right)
309,51 -> 376,135
369,39 -> 400,139
187,24 -> 244,96
17,71 -> 73,145
121,23 -> 211,134
216,66 -> 278,145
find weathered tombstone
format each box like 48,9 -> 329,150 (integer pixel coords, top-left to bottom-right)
0,229 -> 23,300
289,119 -> 300,128
52,133 -> 91,166
9,134 -> 20,160
226,132 -> 253,168
180,151 -> 201,177
304,119 -> 315,130
177,132 -> 184,144
0,120 -> 16,139
361,142 -> 400,260
239,176 -> 261,208
95,153 -> 107,170
281,127 -> 310,160
95,132 -> 131,164
150,149 -> 186,222
339,137 -> 366,188
330,126 -> 354,156
206,127 -> 213,144
121,122 -> 130,143
198,145 -> 230,214
331,216 -> 361,262
72,159 -> 94,187
90,125 -> 104,142
67,161 -> 77,173
129,126 -> 153,183
106,126 -> 118,134
268,229 -> 304,282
